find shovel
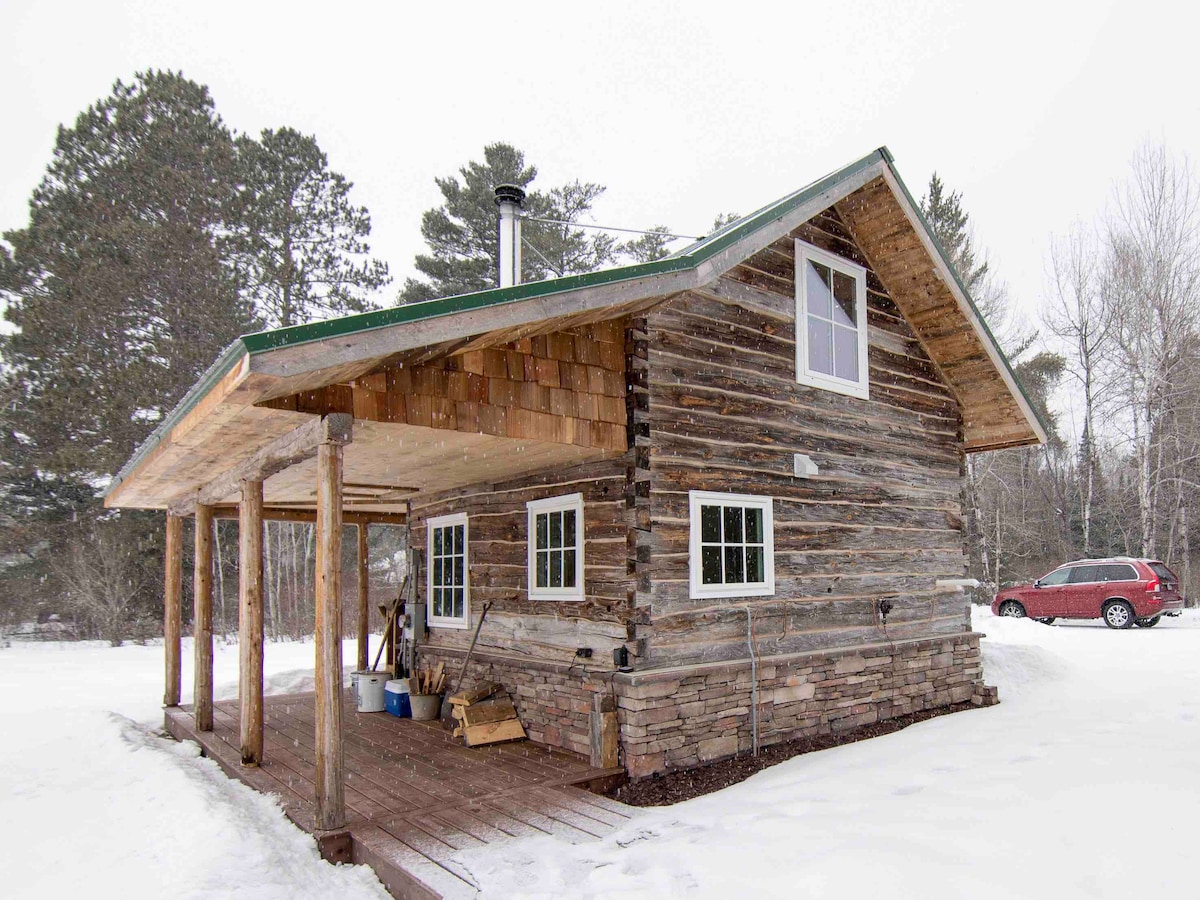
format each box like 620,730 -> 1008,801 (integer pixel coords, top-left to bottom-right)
439,600 -> 492,727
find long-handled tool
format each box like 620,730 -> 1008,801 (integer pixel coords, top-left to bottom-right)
370,575 -> 408,673
439,600 -> 492,727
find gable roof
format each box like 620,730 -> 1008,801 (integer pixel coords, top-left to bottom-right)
105,147 -> 1046,509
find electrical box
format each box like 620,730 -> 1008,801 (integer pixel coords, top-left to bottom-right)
793,453 -> 819,479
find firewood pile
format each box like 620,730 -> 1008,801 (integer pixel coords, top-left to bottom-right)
448,680 -> 527,746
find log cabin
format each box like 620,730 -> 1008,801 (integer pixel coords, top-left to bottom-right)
105,147 -> 1044,831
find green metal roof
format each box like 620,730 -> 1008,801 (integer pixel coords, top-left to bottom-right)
106,145 -> 1043,501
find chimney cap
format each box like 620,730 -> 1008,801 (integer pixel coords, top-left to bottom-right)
494,184 -> 526,207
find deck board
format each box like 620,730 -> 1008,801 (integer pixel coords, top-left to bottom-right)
165,691 -> 629,899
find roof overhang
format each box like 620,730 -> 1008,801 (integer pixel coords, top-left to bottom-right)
105,147 -> 1044,512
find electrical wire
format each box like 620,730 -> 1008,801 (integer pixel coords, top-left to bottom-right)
521,215 -> 704,241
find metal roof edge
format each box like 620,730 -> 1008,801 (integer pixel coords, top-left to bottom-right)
102,338 -> 249,500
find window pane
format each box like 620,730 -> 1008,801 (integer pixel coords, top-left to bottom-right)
432,588 -> 443,617
536,513 -> 549,550
808,316 -> 833,376
724,546 -> 745,583
549,551 -> 563,588
1068,565 -> 1099,584
833,325 -> 859,382
453,589 -> 464,618
563,549 -> 577,588
746,546 -> 764,583
701,505 -> 721,543
1040,567 -> 1071,586
1100,564 -> 1136,582
832,270 -> 857,327
536,551 -> 549,588
806,260 -> 832,319
549,511 -> 562,549
723,506 -> 743,543
433,528 -> 443,556
563,509 -> 576,548
701,546 -> 723,584
453,556 -> 464,587
433,557 -> 443,587
454,525 -> 464,554
745,508 -> 763,544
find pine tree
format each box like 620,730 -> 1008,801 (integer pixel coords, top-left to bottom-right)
229,128 -> 391,328
921,173 -> 988,293
1,70 -> 252,481
399,143 -> 624,303
620,225 -> 674,263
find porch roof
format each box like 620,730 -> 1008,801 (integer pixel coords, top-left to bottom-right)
104,146 -> 1046,513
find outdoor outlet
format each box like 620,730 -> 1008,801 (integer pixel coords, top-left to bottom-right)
575,647 -> 593,659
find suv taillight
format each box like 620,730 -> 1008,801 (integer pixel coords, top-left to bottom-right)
1146,578 -> 1161,593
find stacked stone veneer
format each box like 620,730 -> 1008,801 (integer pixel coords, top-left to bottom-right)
614,633 -> 996,778
421,633 -> 996,778
417,647 -> 608,758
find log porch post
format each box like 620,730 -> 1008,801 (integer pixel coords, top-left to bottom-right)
356,524 -> 370,673
163,513 -> 183,707
239,479 -> 265,766
315,438 -> 347,831
193,503 -> 215,731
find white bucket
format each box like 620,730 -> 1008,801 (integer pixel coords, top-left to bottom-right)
350,669 -> 375,701
356,672 -> 388,713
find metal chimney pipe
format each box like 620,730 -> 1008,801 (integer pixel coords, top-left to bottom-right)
495,184 -> 525,288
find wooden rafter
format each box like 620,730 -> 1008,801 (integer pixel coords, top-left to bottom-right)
169,413 -> 353,515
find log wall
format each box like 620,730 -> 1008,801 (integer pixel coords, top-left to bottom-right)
639,208 -> 971,668
411,454 -> 636,667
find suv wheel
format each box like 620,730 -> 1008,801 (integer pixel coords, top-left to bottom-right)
998,600 -> 1026,618
1103,600 -> 1135,629
1035,617 -> 1057,625
1135,615 -> 1162,628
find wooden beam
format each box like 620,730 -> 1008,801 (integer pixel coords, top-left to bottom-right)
193,503 -> 214,732
170,413 -> 353,514
239,480 -> 265,766
211,506 -> 406,527
314,441 -> 346,830
356,524 -> 370,673
163,514 -> 183,707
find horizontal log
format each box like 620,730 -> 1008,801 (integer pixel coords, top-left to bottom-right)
170,414 -> 353,514
211,506 -> 407,526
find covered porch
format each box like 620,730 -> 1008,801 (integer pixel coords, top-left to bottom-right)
165,691 -> 628,899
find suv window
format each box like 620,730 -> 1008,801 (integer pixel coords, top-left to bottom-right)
1097,564 -> 1138,582
1040,567 -> 1072,586
1150,562 -> 1178,583
1067,565 -> 1100,584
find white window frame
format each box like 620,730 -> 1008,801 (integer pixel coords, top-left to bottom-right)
526,493 -> 585,601
688,490 -> 775,600
795,239 -> 870,400
427,512 -> 469,629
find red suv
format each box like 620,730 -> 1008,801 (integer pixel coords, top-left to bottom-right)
992,558 -> 1184,629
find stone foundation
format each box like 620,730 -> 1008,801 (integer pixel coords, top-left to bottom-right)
613,633 -> 994,778
417,647 -> 609,758
421,633 -> 995,778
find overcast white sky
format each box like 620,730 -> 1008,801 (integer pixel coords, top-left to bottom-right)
3,0 -> 1197,369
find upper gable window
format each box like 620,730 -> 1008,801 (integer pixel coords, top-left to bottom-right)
795,240 -> 869,400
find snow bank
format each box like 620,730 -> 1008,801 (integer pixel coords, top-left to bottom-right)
0,637 -> 390,900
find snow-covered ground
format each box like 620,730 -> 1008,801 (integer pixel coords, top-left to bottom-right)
3,611 -> 1199,899
459,609 -> 1200,899
0,636 -> 390,900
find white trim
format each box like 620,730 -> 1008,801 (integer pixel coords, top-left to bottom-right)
427,512 -> 469,629
794,239 -> 870,400
526,493 -> 585,601
688,490 -> 775,600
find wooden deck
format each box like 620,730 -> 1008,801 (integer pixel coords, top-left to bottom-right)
165,692 -> 631,899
